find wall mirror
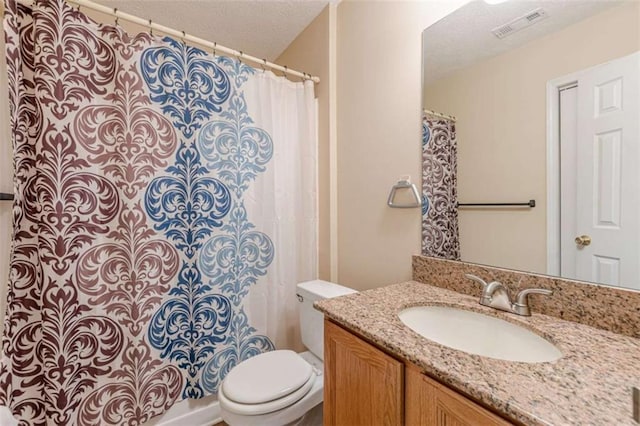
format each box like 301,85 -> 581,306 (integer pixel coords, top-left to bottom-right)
421,0 -> 640,290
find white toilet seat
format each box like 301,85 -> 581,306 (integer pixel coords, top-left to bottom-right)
222,350 -> 313,405
219,350 -> 317,416
219,351 -> 324,426
219,370 -> 315,415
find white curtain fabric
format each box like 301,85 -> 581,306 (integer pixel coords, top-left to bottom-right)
244,72 -> 318,351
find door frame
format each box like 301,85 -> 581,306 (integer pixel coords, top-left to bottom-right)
546,71 -> 582,277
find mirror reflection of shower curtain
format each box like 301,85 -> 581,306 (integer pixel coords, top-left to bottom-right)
422,113 -> 460,260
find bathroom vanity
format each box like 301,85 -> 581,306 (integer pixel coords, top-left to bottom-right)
324,319 -> 511,425
316,265 -> 640,425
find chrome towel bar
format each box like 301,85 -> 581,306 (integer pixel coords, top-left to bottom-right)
457,199 -> 535,208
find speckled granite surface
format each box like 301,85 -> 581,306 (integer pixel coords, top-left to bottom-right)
315,282 -> 640,426
413,255 -> 640,339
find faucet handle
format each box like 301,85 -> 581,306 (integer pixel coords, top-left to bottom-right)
515,288 -> 553,305
513,288 -> 553,316
465,274 -> 488,290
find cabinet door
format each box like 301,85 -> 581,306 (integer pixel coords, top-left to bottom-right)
405,365 -> 513,426
324,319 -> 404,426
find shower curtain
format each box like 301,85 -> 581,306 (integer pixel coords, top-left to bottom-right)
1,1 -> 317,424
422,113 -> 460,260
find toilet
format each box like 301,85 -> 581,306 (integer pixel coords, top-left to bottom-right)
218,280 -> 357,426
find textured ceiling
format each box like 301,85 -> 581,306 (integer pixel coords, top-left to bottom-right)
423,0 -> 630,86
98,0 -> 329,60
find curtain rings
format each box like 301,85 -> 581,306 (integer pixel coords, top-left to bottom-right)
181,30 -> 186,45
148,19 -> 153,36
283,65 -> 289,78
212,42 -> 217,59
237,51 -> 244,65
261,58 -> 267,73
113,8 -> 119,26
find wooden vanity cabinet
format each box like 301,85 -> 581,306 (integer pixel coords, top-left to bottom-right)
324,319 -> 404,425
324,319 -> 514,426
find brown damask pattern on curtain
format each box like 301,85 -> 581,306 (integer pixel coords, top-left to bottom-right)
421,113 -> 461,260
1,1 -> 184,424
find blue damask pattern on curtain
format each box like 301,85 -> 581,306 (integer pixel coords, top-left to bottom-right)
141,39 -> 274,398
422,113 -> 461,260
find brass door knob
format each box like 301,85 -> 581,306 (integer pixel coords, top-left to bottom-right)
575,235 -> 592,246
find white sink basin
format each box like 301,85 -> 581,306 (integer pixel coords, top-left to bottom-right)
398,306 -> 562,363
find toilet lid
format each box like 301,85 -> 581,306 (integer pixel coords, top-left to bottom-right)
219,370 -> 316,416
221,350 -> 314,404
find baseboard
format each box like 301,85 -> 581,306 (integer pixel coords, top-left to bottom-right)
142,395 -> 221,426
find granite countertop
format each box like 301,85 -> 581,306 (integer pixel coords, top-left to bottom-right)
314,281 -> 640,426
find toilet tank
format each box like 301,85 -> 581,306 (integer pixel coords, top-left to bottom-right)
297,280 -> 357,361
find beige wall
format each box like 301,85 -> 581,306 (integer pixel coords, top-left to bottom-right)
424,2 -> 640,274
277,5 -> 336,281
336,1 -> 467,290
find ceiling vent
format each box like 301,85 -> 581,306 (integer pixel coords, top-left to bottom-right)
491,8 -> 548,39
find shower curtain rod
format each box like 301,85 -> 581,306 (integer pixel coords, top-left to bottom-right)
423,109 -> 457,121
16,0 -> 320,83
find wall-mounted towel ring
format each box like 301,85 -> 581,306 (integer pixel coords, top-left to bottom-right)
387,175 -> 422,208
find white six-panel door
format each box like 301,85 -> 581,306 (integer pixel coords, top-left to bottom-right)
565,52 -> 640,288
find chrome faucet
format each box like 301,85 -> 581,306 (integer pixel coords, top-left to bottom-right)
465,274 -> 552,316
